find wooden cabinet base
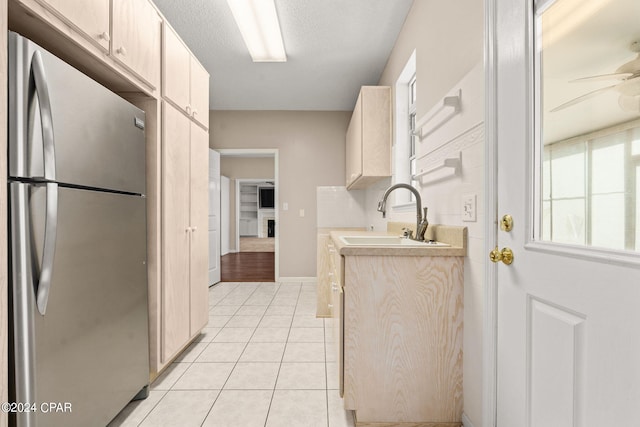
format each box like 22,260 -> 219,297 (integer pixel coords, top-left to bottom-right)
353,417 -> 461,427
343,255 -> 463,425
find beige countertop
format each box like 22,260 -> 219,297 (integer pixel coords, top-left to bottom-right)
329,224 -> 467,257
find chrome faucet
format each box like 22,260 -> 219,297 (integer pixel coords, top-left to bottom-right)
377,183 -> 429,241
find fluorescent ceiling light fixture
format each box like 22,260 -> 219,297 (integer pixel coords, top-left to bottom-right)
227,0 -> 287,62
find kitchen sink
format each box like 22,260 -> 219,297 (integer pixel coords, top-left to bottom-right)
339,236 -> 450,247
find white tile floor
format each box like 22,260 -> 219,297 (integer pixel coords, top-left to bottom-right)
109,281 -> 355,427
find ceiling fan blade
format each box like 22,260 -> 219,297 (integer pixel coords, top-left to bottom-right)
570,72 -> 633,83
550,84 -> 619,112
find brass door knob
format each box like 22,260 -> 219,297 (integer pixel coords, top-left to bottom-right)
489,246 -> 514,265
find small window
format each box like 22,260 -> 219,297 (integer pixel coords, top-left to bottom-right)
393,51 -> 417,208
409,75 -> 418,198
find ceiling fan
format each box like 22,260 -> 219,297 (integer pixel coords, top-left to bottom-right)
551,41 -> 640,113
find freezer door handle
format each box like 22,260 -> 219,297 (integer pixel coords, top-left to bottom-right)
31,50 -> 57,181
36,182 -> 58,315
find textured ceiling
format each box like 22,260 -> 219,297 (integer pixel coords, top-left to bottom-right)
153,0 -> 413,111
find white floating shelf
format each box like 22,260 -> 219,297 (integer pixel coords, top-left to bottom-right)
413,152 -> 461,180
413,89 -> 461,140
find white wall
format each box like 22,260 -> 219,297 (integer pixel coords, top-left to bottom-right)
316,186 -> 367,228
210,111 -> 351,278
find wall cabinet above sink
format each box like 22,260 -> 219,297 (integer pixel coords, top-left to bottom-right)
345,86 -> 391,190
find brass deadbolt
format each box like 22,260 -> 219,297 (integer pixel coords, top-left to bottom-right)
500,214 -> 514,232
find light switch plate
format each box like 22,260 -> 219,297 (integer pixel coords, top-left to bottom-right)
462,194 -> 476,222
282,202 -> 288,211
299,209 -> 305,217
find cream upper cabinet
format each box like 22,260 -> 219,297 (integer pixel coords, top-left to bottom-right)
189,123 -> 209,334
111,0 -> 161,89
162,23 -> 210,129
345,98 -> 362,188
39,0 -> 110,50
189,57 -> 209,129
162,24 -> 190,113
345,86 -> 391,190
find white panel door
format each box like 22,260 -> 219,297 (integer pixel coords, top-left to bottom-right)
208,149 -> 221,284
220,176 -> 230,256
493,0 -> 640,425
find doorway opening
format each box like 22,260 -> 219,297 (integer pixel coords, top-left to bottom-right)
217,149 -> 279,282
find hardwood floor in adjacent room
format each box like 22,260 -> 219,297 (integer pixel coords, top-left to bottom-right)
221,252 -> 275,282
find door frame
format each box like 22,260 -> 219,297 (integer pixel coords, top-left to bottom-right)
220,175 -> 230,256
235,178 -> 275,245
216,148 -> 280,281
483,0 -> 499,425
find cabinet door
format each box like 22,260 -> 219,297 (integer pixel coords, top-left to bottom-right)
111,0 -> 161,88
43,0 -> 110,50
345,94 -> 362,187
162,23 -> 190,113
161,102 -> 191,362
189,56 -> 210,129
189,123 -> 210,335
316,234 -> 331,317
361,87 -> 391,177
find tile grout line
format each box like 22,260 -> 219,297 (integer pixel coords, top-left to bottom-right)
132,281 -> 326,427
129,389 -> 167,427
198,282 -> 272,427
195,281 -> 261,426
263,281 -> 303,427
133,283 -> 231,426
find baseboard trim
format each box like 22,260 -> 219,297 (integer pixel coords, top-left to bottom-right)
277,276 -> 317,283
461,413 -> 475,427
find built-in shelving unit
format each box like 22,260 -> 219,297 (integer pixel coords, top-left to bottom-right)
239,184 -> 258,236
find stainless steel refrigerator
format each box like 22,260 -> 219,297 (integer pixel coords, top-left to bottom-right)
7,32 -> 150,427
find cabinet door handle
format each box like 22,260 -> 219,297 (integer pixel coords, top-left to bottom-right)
99,31 -> 110,42
185,227 -> 191,233
192,109 -> 198,117
186,105 -> 192,115
116,46 -> 127,56
328,304 -> 333,309
192,226 -> 197,231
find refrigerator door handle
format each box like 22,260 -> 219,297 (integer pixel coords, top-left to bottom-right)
31,50 -> 57,181
36,182 -> 58,315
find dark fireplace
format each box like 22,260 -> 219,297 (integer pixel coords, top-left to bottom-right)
267,219 -> 275,238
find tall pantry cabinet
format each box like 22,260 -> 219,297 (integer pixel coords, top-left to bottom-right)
161,21 -> 210,364
161,104 -> 209,362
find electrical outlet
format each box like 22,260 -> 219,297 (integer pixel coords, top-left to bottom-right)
282,202 -> 288,211
462,194 -> 476,222
299,209 -> 305,217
